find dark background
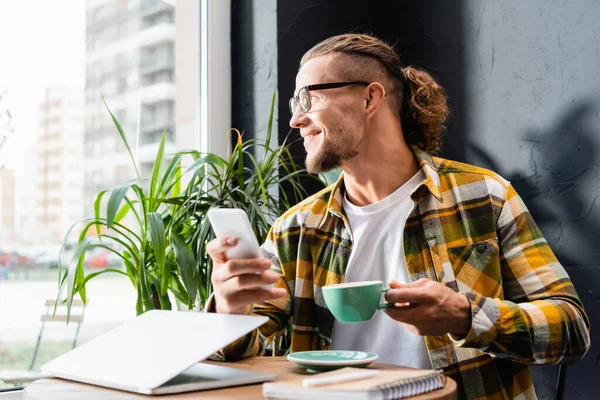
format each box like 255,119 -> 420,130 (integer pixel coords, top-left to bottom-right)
232,1 -> 600,398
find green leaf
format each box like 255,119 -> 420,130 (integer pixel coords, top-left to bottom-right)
77,265 -> 87,304
194,215 -> 215,303
232,129 -> 245,190
171,232 -> 198,305
65,237 -> 93,322
92,236 -> 139,265
78,268 -> 128,288
245,151 -> 268,204
184,153 -> 227,175
57,217 -> 96,287
130,185 -> 148,225
123,197 -> 142,227
122,250 -> 138,280
262,90 -> 277,163
172,162 -> 181,198
135,290 -> 143,315
169,277 -> 192,306
160,153 -> 183,194
159,292 -> 172,310
113,201 -> 131,225
138,250 -> 154,312
102,96 -> 140,179
148,131 -> 166,211
107,184 -> 130,229
148,212 -> 167,296
93,190 -> 107,235
75,219 -> 141,248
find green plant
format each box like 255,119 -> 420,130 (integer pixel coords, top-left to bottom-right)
164,101 -> 318,302
58,93 -> 322,320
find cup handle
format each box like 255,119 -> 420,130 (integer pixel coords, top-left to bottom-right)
378,287 -> 394,309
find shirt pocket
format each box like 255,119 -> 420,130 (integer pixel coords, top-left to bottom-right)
428,237 -> 501,297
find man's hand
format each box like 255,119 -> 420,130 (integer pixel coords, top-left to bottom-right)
207,237 -> 287,315
384,278 -> 471,337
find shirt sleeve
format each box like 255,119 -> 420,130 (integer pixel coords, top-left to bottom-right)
207,228 -> 293,361
449,184 -> 591,365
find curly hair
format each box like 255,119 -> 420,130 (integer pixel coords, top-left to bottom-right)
301,33 -> 449,154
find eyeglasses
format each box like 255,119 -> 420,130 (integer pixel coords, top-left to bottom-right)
289,81 -> 370,115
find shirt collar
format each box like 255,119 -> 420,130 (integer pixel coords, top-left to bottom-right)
411,146 -> 443,202
323,146 -> 443,221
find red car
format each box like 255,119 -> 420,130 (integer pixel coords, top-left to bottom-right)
86,249 -> 109,268
0,252 -> 33,266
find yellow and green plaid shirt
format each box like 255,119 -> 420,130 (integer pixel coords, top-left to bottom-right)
213,147 -> 590,400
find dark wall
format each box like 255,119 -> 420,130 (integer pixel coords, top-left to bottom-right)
458,2 -> 600,398
231,0 -> 279,150
276,0 -> 469,193
233,0 -> 599,398
276,0 -> 372,200
231,0 -> 255,146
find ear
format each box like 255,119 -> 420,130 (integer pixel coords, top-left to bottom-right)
364,82 -> 386,119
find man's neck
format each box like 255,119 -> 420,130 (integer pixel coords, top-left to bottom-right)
342,134 -> 419,207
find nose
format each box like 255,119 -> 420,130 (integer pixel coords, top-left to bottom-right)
289,107 -> 308,129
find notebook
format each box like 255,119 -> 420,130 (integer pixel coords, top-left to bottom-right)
262,366 -> 445,400
40,310 -> 276,395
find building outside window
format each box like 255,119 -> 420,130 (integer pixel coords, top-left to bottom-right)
0,0 -> 223,390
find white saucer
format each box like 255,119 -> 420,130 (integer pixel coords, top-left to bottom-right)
287,350 -> 378,372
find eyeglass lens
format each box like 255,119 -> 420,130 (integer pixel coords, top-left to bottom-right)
289,88 -> 312,115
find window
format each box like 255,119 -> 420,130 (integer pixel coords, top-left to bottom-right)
0,0 -> 192,390
0,0 -> 231,390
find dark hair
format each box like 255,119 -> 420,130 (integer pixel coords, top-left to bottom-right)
301,33 -> 449,154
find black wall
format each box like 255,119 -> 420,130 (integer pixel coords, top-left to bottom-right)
276,1 -> 468,192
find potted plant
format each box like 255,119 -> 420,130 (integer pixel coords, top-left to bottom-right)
57,93 -> 324,320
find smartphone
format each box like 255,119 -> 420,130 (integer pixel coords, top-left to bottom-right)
207,208 -> 274,290
207,208 -> 263,260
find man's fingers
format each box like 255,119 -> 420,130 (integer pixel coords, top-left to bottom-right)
385,287 -> 430,305
212,258 -> 272,284
224,270 -> 281,290
388,278 -> 432,290
384,303 -> 421,323
388,279 -> 408,289
411,278 -> 430,287
220,258 -> 272,278
225,287 -> 287,310
206,237 -> 238,261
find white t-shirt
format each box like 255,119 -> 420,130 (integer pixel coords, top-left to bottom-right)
330,169 -> 432,369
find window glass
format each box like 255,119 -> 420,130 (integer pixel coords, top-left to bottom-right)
0,0 -> 179,389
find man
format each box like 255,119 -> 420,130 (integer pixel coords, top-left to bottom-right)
206,33 -> 590,399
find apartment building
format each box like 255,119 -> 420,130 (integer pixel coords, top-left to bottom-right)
0,168 -> 16,247
35,88 -> 85,244
84,0 -> 176,209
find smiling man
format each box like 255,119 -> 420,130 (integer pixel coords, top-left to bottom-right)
206,33 -> 590,399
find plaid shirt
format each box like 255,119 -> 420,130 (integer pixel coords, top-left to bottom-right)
212,147 -> 590,400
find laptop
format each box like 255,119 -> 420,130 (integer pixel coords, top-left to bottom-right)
40,310 -> 276,395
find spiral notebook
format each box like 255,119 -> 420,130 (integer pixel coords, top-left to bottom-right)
262,367 -> 445,400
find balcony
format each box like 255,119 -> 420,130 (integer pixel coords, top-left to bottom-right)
139,117 -> 174,144
141,82 -> 176,104
87,23 -> 174,64
139,23 -> 176,48
140,0 -> 174,19
140,55 -> 174,76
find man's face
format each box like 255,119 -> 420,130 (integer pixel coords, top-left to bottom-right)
289,55 -> 366,174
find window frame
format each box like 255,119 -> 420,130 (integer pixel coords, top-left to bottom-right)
175,0 -> 231,157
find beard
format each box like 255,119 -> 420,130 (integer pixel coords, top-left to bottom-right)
305,133 -> 359,174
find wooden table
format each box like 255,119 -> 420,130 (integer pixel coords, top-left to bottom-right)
23,357 -> 456,399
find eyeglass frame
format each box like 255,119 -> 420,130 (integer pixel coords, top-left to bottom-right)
289,81 -> 371,115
